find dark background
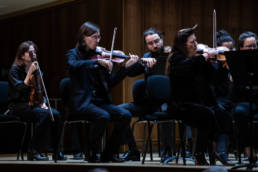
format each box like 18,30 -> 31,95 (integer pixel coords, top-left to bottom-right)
0,0 -> 257,103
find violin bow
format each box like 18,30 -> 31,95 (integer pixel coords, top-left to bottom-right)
109,27 -> 117,62
37,64 -> 55,122
213,9 -> 217,48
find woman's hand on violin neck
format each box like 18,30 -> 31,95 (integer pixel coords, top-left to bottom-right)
216,46 -> 229,52
28,62 -> 39,74
125,54 -> 139,68
203,48 -> 218,61
24,61 -> 39,86
98,58 -> 113,71
41,102 -> 48,110
141,58 -> 157,68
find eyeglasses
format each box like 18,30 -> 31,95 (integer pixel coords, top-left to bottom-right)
245,43 -> 257,49
146,38 -> 161,46
91,34 -> 101,41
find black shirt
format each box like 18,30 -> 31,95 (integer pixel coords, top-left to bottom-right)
8,64 -> 31,111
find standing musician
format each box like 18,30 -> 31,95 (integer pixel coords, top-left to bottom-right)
166,25 -> 233,165
66,21 -> 152,162
233,31 -> 258,163
119,27 -> 173,162
8,41 -> 65,161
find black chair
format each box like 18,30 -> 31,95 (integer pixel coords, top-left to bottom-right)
131,75 -> 186,164
0,81 -> 27,160
59,77 -> 93,161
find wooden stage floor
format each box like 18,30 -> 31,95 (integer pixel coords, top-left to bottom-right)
0,153 -> 257,172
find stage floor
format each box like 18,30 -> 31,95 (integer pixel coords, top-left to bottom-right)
0,153 -> 257,172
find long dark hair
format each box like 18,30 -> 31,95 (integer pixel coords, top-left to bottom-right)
172,25 -> 197,56
13,41 -> 38,66
165,25 -> 197,76
76,21 -> 100,52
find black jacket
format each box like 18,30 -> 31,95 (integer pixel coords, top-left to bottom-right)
66,48 -> 142,112
168,52 -> 217,106
8,64 -> 32,111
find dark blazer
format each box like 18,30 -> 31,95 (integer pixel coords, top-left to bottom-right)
66,48 -> 142,112
143,49 -> 169,75
8,65 -> 31,111
168,52 -> 217,106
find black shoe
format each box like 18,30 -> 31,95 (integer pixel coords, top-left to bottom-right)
161,151 -> 172,163
73,152 -> 83,160
194,152 -> 209,165
101,154 -> 125,163
53,152 -> 67,161
214,152 -> 235,166
162,156 -> 177,164
28,152 -> 49,161
121,150 -> 140,161
248,156 -> 258,164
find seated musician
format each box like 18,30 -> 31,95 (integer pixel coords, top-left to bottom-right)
66,21 -> 155,162
166,25 -> 233,165
119,27 -> 174,162
208,29 -> 235,165
233,31 -> 258,163
8,41 -> 65,161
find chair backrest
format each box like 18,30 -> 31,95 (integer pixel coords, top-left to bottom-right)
59,77 -> 71,105
132,75 -> 170,106
0,81 -> 8,113
145,75 -> 170,103
132,79 -> 145,103
0,81 -> 8,105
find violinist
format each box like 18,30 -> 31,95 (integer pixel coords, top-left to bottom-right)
217,30 -> 235,51
165,25 -> 233,165
233,31 -> 258,163
208,30 -> 235,166
66,21 -> 145,162
8,41 -> 65,161
119,27 -> 174,162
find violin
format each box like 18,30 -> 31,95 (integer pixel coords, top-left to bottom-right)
197,43 -> 229,67
95,46 -> 129,63
91,28 -> 156,71
28,65 -> 44,107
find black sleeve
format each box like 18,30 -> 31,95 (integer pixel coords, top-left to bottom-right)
66,49 -> 98,70
8,66 -> 30,93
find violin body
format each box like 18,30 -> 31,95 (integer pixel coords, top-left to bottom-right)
28,70 -> 44,107
197,43 -> 229,67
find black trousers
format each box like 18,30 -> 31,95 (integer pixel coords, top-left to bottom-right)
169,103 -> 232,153
233,102 -> 258,149
72,102 -> 131,156
11,105 -> 61,153
118,102 -> 174,154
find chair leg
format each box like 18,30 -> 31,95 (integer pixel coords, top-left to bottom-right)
149,122 -> 153,161
141,123 -> 147,157
237,123 -> 242,164
82,121 -> 88,161
132,119 -> 141,134
53,121 -> 66,163
157,123 -> 161,157
142,123 -> 147,164
142,121 -> 153,164
176,122 -> 186,165
179,121 -> 186,165
17,122 -> 27,160
27,122 -> 34,160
